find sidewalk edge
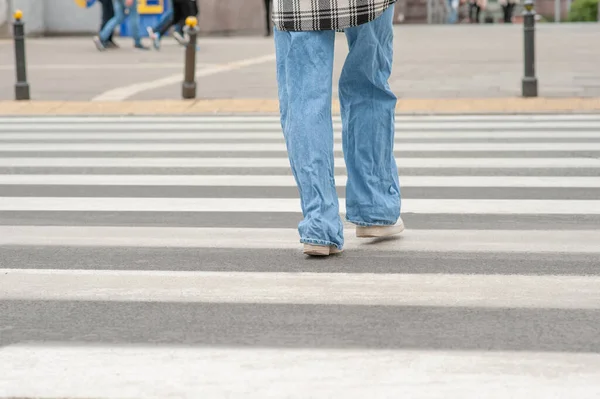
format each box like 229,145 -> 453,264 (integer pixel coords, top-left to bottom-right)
1,98 -> 600,115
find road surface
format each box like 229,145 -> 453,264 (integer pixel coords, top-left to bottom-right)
0,114 -> 599,398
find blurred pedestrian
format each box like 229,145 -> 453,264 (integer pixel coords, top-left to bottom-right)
500,0 -> 518,22
98,0 -> 118,48
93,0 -> 149,50
272,1 -> 404,256
147,0 -> 196,49
447,0 -> 459,23
468,0 -> 486,22
264,0 -> 272,36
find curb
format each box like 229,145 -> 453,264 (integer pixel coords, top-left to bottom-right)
1,98 -> 600,115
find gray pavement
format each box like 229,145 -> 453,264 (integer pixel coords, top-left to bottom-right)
1,23 -> 600,101
1,114 -> 600,397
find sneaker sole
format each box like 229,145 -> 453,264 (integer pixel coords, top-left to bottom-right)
356,221 -> 405,238
92,37 -> 105,51
303,245 -> 342,256
146,27 -> 155,39
173,32 -> 188,45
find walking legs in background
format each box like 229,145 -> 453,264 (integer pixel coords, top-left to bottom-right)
502,3 -> 515,22
264,0 -> 272,36
98,0 -> 118,48
163,0 -> 191,45
469,2 -> 481,22
147,0 -> 174,49
447,0 -> 459,23
95,0 -> 149,51
174,0 -> 199,45
147,0 -> 193,49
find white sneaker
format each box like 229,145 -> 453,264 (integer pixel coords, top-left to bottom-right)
356,218 -> 405,238
146,26 -> 156,39
303,244 -> 343,256
173,31 -> 188,46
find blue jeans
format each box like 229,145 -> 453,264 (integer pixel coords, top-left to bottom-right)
447,0 -> 459,23
153,0 -> 184,36
99,0 -> 141,45
274,5 -> 401,250
154,5 -> 173,33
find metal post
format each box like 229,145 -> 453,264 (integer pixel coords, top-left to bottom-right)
182,16 -> 198,100
554,0 -> 560,22
12,10 -> 30,101
522,0 -> 538,97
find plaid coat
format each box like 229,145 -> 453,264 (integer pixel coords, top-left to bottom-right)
272,0 -> 396,31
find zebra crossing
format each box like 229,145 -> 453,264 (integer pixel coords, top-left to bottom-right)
1,114 -> 600,398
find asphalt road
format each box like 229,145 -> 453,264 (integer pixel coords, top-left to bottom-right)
1,114 -> 600,398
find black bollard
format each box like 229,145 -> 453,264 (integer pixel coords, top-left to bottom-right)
522,0 -> 538,98
13,10 -> 30,101
182,16 -> 198,100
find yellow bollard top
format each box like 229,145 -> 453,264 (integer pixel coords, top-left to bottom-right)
185,16 -> 198,28
14,9 -> 23,21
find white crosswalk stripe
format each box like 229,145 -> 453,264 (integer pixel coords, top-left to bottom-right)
0,174 -> 599,187
1,114 -> 600,398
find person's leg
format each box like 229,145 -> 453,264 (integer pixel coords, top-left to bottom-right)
181,0 -> 199,46
160,0 -> 183,36
126,0 -> 146,48
99,0 -> 113,33
339,5 -> 401,233
507,2 -> 515,22
274,27 -> 343,252
169,0 -> 191,45
264,0 -> 272,36
469,3 -> 478,22
105,0 -> 115,42
446,0 -> 457,23
154,2 -> 174,32
99,0 -> 108,29
178,0 -> 197,34
96,0 -> 126,49
148,0 -> 174,49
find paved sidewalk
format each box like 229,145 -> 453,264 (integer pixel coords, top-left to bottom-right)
1,23 -> 600,104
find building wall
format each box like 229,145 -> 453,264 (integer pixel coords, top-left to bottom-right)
46,0 -> 102,34
0,0 -> 9,36
0,0 -> 596,38
1,0 -> 46,36
0,0 -> 268,37
199,0 -> 267,35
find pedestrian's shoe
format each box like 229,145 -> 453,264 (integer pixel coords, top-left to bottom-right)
93,36 -> 106,51
106,40 -> 119,49
147,27 -> 161,50
173,31 -> 189,46
356,218 -> 405,238
153,34 -> 161,50
134,43 -> 150,51
146,26 -> 156,39
303,244 -> 342,257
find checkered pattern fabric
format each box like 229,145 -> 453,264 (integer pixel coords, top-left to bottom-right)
272,0 -> 396,31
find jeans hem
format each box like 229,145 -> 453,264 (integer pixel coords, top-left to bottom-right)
346,217 -> 397,227
300,238 -> 342,249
